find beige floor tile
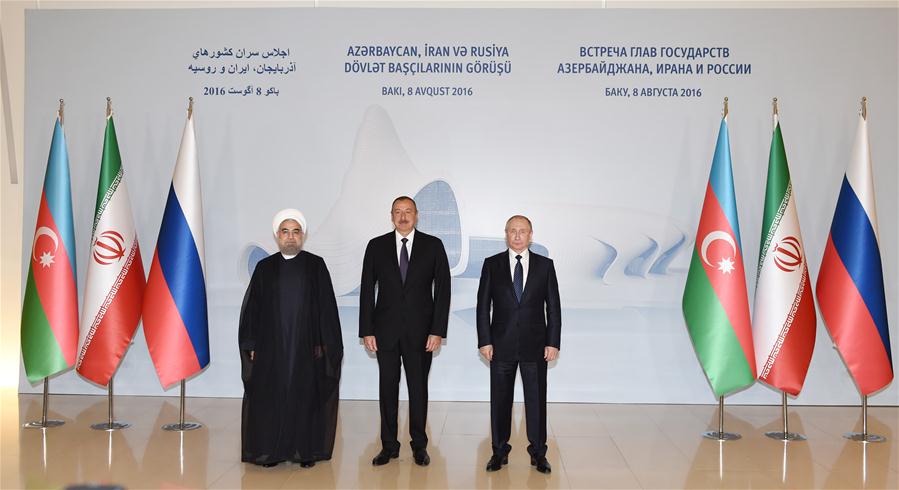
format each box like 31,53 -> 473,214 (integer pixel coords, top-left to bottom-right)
208,461 -> 296,489
564,467 -> 641,489
555,435 -> 628,470
609,432 -> 691,473
442,402 -> 492,436
549,404 -> 609,438
7,393 -> 899,489
635,468 -> 782,489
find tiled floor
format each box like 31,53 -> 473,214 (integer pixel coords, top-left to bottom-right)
1,391 -> 896,489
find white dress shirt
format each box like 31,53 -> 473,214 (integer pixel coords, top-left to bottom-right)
508,248 -> 530,290
395,229 -> 415,264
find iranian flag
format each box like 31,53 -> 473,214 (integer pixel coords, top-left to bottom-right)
76,114 -> 145,386
21,116 -> 78,382
752,116 -> 816,396
682,117 -> 756,398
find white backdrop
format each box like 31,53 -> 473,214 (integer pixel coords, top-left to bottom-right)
22,8 -> 898,405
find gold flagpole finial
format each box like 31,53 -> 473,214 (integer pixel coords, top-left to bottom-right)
861,96 -> 867,120
106,97 -> 112,118
723,97 -> 729,118
58,99 -> 65,125
188,97 -> 194,119
773,97 -> 779,116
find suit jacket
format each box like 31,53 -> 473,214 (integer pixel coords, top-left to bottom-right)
476,250 -> 561,361
358,230 -> 451,349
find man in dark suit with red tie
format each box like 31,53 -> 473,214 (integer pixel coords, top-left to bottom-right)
476,215 -> 561,474
359,196 -> 451,467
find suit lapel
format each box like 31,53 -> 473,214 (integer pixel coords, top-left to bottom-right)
386,232 -> 404,285
520,252 -> 536,303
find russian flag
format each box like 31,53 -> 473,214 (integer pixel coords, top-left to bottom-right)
142,112 -> 208,388
816,113 -> 892,396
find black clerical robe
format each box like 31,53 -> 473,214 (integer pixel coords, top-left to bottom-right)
239,251 -> 343,465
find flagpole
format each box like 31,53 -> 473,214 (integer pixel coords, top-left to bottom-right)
23,377 -> 64,428
106,96 -> 112,118
840,97 -> 885,444
703,396 -> 741,440
772,97 -> 778,126
844,394 -> 886,442
722,97 -> 728,119
23,98 -> 70,430
90,377 -> 130,431
162,379 -> 202,431
765,391 -> 806,441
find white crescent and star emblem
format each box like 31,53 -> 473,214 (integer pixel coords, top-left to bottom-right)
700,230 -> 737,275
32,226 -> 59,268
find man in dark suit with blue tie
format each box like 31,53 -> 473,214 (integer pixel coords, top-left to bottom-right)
359,196 -> 451,467
476,215 -> 561,474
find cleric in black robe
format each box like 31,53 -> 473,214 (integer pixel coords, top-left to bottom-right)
239,209 -> 343,468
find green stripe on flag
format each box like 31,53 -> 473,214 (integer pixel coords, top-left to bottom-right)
683,250 -> 755,397
21,268 -> 69,382
759,124 -> 791,261
94,117 -> 123,226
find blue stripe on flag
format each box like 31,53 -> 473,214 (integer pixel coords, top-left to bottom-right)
831,176 -> 892,365
157,185 -> 210,368
708,118 -> 742,251
43,119 -> 77,276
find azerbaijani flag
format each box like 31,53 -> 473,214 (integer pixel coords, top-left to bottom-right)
816,113 -> 892,395
142,112 -> 209,388
683,117 -> 756,398
752,115 -> 816,396
21,117 -> 79,382
77,114 -> 146,386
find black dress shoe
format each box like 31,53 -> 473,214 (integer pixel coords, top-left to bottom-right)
413,448 -> 430,466
531,457 -> 552,474
259,462 -> 279,468
299,460 -> 315,468
485,454 -> 508,472
372,448 -> 399,466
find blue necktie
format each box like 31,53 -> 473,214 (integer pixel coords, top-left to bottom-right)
513,254 -> 523,302
400,237 -> 409,283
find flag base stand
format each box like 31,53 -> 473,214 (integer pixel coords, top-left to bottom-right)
844,432 -> 885,443
844,395 -> 886,443
766,431 -> 806,441
91,421 -> 131,431
24,420 -> 64,429
703,431 -> 741,441
162,380 -> 203,432
91,378 -> 130,431
766,391 -> 806,441
702,396 -> 741,441
23,378 -> 64,429
163,422 -> 202,432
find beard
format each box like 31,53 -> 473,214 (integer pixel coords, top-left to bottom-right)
279,241 -> 302,256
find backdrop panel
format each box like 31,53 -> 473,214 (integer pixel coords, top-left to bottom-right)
22,8 -> 898,405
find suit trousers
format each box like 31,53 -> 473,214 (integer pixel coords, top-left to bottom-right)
490,359 -> 548,459
376,336 -> 433,451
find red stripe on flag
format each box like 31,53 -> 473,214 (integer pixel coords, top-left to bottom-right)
694,184 -> 756,375
31,194 -> 79,365
143,252 -> 202,387
759,269 -> 817,395
817,236 -> 893,395
77,246 -> 146,386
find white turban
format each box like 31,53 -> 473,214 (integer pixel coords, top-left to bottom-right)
272,208 -> 307,236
